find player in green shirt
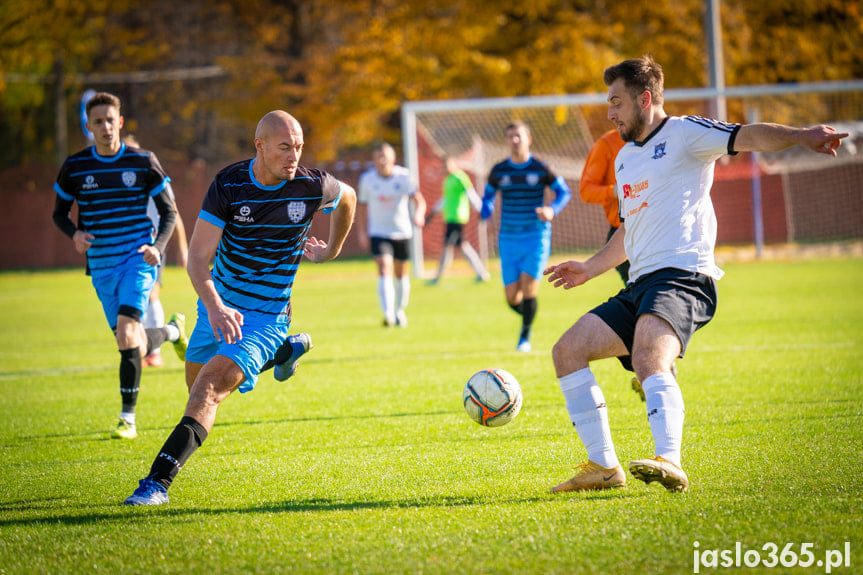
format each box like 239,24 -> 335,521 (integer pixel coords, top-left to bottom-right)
427,156 -> 490,284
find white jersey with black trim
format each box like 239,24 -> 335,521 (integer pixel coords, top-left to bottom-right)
615,115 -> 741,283
357,165 -> 417,240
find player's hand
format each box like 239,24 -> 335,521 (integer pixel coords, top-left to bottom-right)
72,230 -> 95,254
536,206 -> 555,222
209,304 -> 244,344
805,125 -> 850,156
303,236 -> 331,263
414,214 -> 425,228
138,244 -> 161,266
543,260 -> 591,289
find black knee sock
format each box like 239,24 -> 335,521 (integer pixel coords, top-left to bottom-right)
145,327 -> 169,356
520,297 -> 537,341
148,416 -> 209,490
508,301 -> 524,316
119,348 -> 142,413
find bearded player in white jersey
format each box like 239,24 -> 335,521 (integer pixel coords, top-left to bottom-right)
544,55 -> 848,494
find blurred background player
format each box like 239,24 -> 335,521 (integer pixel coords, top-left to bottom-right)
426,155 -> 489,284
52,92 -> 188,440
481,121 -> 572,352
123,134 -> 190,368
124,110 -> 356,506
579,129 -> 628,284
357,142 -> 426,327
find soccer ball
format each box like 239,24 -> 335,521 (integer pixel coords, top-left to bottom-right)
462,368 -> 523,427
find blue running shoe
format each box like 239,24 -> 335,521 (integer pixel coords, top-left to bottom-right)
274,333 -> 313,382
123,478 -> 169,506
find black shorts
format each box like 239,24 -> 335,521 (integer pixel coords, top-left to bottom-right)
370,237 -> 410,261
591,268 -> 717,371
444,223 -> 464,246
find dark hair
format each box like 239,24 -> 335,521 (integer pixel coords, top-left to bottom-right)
505,120 -> 530,136
85,92 -> 122,116
603,56 -> 664,106
372,142 -> 395,155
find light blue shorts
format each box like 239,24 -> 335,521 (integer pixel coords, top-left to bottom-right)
185,300 -> 290,393
498,225 -> 552,286
90,255 -> 159,329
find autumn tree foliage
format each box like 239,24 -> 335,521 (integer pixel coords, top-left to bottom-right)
0,0 -> 860,168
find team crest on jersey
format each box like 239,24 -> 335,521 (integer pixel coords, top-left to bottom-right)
287,201 -> 306,223
526,173 -> 540,186
122,171 -> 137,187
652,141 -> 667,160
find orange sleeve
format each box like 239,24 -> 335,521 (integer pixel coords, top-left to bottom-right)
579,138 -> 615,205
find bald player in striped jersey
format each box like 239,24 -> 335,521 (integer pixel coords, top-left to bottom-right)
545,55 -> 848,495
124,110 -> 357,506
481,121 -> 572,353
52,92 -> 187,441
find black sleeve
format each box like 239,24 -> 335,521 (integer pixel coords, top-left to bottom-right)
151,188 -> 178,255
52,195 -> 78,239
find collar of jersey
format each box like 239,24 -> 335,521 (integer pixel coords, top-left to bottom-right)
506,154 -> 533,169
634,117 -> 670,147
90,142 -> 126,163
249,159 -> 288,191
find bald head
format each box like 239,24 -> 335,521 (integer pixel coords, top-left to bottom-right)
253,110 -> 305,185
255,110 -> 302,142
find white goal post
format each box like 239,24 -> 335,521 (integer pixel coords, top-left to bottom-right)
402,80 -> 863,276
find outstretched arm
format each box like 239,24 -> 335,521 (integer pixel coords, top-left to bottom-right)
733,123 -> 849,156
544,224 -> 627,289
304,183 -> 357,263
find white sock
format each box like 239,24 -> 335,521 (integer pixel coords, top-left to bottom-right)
120,411 -> 136,425
165,323 -> 180,343
559,367 -> 619,469
378,276 -> 395,322
143,298 -> 164,330
642,372 -> 685,468
395,275 -> 410,312
461,242 -> 487,278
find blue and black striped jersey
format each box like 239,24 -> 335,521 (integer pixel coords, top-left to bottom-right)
199,160 -> 342,324
53,143 -> 171,272
484,157 -> 560,233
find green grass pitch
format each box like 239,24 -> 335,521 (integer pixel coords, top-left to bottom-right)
0,255 -> 860,574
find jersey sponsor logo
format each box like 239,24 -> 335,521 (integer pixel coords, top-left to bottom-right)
82,174 -> 99,190
287,200 -> 306,223
122,171 -> 137,187
526,173 -> 540,186
626,201 -> 649,217
500,175 -> 511,187
622,179 -> 648,199
652,141 -> 667,160
234,204 -> 255,224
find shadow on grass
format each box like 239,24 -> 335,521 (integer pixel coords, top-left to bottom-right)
11,402 -> 858,444
0,489 -> 641,528
8,410 -> 457,442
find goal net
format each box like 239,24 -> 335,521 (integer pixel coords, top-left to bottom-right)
402,81 -> 863,273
